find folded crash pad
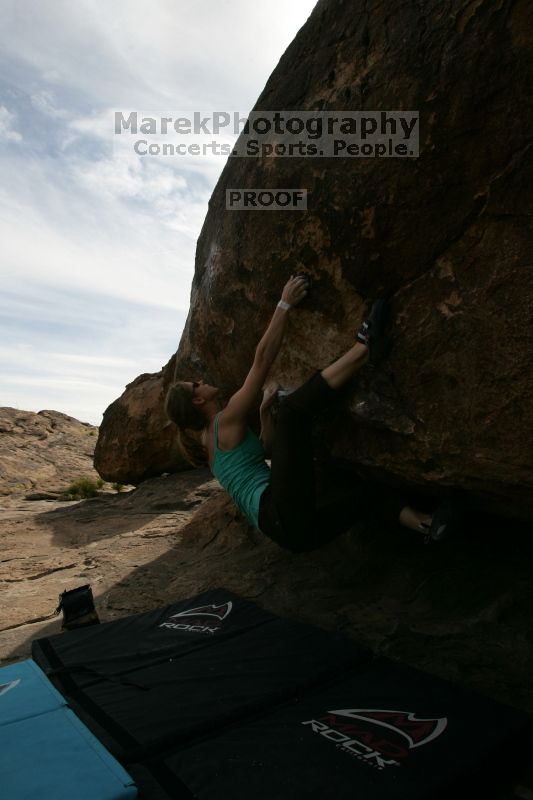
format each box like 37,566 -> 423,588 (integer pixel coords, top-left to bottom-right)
0,659 -> 137,800
32,589 -> 371,762
31,589 -> 531,800
149,657 -> 531,800
0,658 -> 67,725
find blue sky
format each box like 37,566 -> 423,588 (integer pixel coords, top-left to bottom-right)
0,0 -> 316,424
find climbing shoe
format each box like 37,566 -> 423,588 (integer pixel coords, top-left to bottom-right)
423,492 -> 466,544
355,298 -> 391,365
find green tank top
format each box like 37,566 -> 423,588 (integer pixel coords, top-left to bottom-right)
211,413 -> 271,529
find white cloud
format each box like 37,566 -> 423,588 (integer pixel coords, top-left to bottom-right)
1,0 -> 316,110
0,0 -> 318,423
0,105 -> 22,142
0,151 -> 202,310
30,89 -> 69,119
0,290 -> 183,424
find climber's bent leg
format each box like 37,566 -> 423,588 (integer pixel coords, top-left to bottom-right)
264,360 -> 370,549
258,480 -> 408,553
259,336 -> 379,552
320,342 -> 368,390
258,488 -> 357,552
258,371 -> 337,548
399,505 -> 433,534
280,369 -> 338,416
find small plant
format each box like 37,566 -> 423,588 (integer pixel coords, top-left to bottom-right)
96,478 -> 104,489
112,482 -> 124,493
60,478 -> 101,501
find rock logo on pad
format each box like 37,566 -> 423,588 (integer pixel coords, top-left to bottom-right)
159,601 -> 233,635
302,708 -> 447,771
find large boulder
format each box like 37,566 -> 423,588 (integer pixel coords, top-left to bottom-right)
95,0 -> 533,518
94,366 -> 187,484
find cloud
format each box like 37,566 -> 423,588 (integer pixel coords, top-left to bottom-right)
30,89 -> 69,119
0,0 -> 316,110
0,104 -> 22,142
0,283 -> 185,424
0,146 -> 205,310
0,0 -> 317,424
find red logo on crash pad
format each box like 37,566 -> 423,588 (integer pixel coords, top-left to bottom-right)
330,708 -> 447,749
302,707 -> 447,770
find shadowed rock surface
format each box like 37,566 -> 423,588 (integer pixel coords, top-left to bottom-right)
1,469 -> 532,797
94,0 -> 533,520
2,412 -> 532,793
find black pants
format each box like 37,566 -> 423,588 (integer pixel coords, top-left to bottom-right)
257,371 -> 405,553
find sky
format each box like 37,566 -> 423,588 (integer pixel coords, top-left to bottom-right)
0,0 -> 317,424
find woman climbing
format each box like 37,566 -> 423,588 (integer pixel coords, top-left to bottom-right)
165,275 -> 459,552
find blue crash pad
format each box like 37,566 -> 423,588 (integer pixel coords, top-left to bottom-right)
0,659 -> 137,800
0,658 -> 67,725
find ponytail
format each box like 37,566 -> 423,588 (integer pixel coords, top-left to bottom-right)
165,383 -> 208,467
174,427 -> 208,468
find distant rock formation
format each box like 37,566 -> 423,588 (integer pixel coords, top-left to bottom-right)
0,408 -> 100,496
95,0 -> 533,519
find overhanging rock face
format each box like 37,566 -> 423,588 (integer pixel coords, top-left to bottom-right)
95,0 -> 533,518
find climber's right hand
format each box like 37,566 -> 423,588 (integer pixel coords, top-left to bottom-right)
281,274 -> 308,307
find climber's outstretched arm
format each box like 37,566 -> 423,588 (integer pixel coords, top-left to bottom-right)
223,276 -> 307,423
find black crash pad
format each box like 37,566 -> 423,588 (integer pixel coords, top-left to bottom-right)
32,589 -> 371,762
32,589 -> 531,799
146,657 -> 531,800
